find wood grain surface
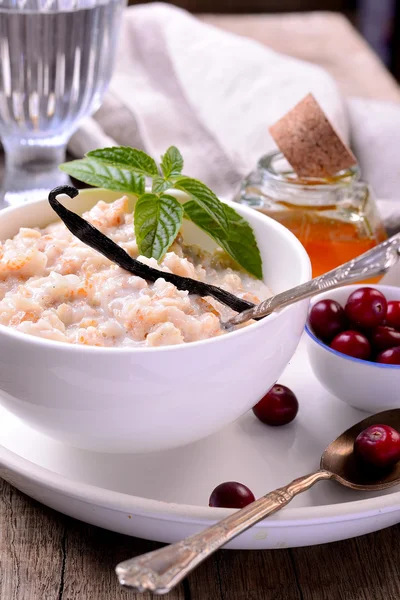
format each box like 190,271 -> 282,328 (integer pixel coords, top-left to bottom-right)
2,478 -> 400,600
1,11 -> 400,600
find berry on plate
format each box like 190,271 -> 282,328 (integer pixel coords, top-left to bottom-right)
209,482 -> 255,509
252,384 -> 298,426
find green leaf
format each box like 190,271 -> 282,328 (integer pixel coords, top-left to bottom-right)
59,158 -> 145,195
183,201 -> 263,279
134,193 -> 184,261
173,176 -> 229,234
160,146 -> 184,178
87,147 -> 158,177
152,176 -> 173,194
60,144 -> 262,279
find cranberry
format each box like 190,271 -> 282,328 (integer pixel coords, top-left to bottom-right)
209,482 -> 255,508
345,287 -> 387,329
252,384 -> 298,426
376,346 -> 400,365
386,301 -> 400,330
354,425 -> 400,469
330,330 -> 371,360
309,299 -> 347,342
371,326 -> 400,352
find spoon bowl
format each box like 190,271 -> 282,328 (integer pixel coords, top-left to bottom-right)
321,409 -> 400,490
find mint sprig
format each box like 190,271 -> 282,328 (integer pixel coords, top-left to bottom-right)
152,176 -> 173,194
134,193 -> 183,261
87,147 -> 158,178
183,201 -> 262,279
160,146 -> 184,178
59,146 -> 263,277
173,176 -> 229,234
60,158 -> 145,195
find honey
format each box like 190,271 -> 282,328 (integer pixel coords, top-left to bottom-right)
258,206 -> 387,278
236,152 -> 387,278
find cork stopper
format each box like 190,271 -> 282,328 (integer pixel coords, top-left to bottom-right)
269,93 -> 357,178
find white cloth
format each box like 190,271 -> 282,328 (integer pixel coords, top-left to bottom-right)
69,2 -> 400,204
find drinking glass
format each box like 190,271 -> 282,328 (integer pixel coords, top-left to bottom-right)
0,0 -> 126,205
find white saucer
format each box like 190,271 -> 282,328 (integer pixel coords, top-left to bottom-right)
1,338 -> 399,549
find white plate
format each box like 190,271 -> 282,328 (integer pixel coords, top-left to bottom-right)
0,338 -> 399,549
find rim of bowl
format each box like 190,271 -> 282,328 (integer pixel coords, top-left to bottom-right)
0,191 -> 311,354
305,283 -> 400,369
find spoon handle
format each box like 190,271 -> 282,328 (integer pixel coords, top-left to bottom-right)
226,232 -> 400,328
115,469 -> 332,595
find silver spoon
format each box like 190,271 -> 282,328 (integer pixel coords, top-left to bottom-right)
116,409 -> 400,595
225,232 -> 400,328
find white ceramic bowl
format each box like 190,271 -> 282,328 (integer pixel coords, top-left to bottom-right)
0,189 -> 311,453
306,284 -> 400,413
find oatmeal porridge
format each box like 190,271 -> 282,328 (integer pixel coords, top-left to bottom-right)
0,196 -> 270,347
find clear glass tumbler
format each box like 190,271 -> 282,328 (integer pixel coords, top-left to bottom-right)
0,0 -> 126,205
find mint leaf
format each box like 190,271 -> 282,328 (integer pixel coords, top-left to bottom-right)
60,158 -> 145,195
134,193 -> 183,261
183,201 -> 263,279
152,176 -> 173,194
160,146 -> 184,178
173,177 -> 229,234
87,147 -> 158,178
60,144 -> 263,279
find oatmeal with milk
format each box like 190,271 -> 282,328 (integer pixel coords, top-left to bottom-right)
0,196 -> 270,347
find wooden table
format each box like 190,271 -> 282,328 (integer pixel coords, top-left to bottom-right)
1,11 -> 400,600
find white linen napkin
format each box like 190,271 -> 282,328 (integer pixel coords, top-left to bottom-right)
69,2 -> 400,205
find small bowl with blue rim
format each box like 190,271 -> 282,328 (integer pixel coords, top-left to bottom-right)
305,284 -> 400,413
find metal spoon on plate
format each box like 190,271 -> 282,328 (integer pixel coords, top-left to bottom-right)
225,232 -> 400,328
116,409 -> 400,595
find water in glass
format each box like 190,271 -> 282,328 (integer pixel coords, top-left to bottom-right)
0,0 -> 125,204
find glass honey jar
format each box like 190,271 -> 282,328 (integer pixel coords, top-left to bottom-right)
236,151 -> 387,278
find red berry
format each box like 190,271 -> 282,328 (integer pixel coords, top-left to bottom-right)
371,326 -> 400,352
309,299 -> 347,342
345,287 -> 387,328
386,301 -> 400,330
330,330 -> 371,360
209,482 -> 255,508
376,346 -> 400,365
354,425 -> 400,469
252,384 -> 298,426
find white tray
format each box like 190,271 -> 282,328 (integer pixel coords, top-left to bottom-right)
0,338 -> 399,549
